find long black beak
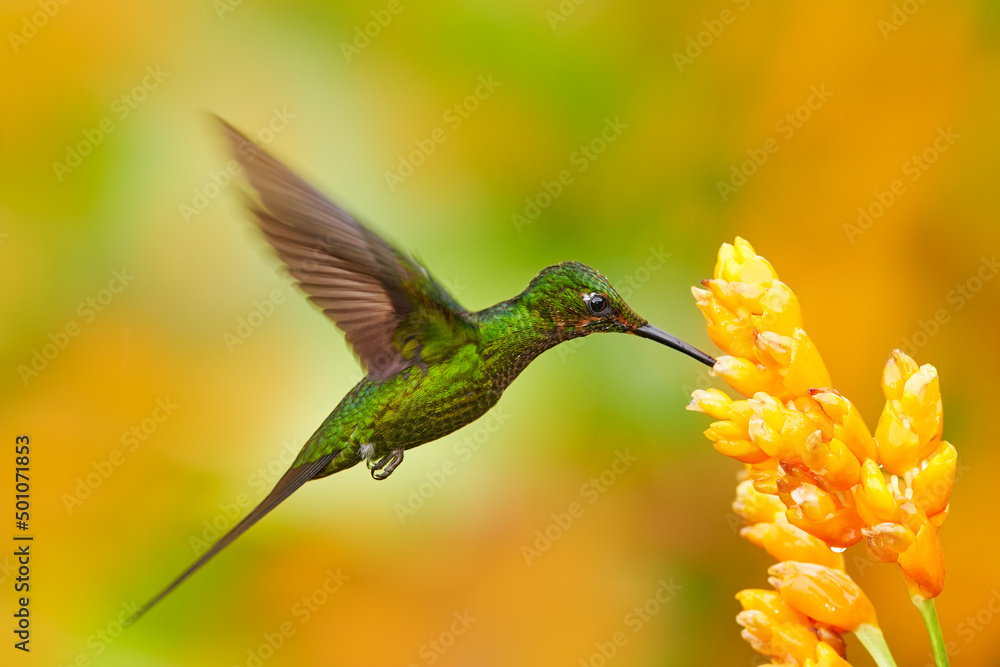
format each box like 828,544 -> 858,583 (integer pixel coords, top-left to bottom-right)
634,324 -> 716,367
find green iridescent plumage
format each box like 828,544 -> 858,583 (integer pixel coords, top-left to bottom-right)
130,121 -> 715,623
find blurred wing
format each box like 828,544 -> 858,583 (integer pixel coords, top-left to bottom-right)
219,119 -> 469,379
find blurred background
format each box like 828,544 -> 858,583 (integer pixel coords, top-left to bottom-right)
2,0 -> 999,664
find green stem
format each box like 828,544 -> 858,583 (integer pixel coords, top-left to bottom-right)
912,595 -> 950,667
855,623 -> 898,667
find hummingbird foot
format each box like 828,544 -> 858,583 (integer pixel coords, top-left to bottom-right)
368,448 -> 404,481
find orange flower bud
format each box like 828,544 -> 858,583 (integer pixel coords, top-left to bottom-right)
910,441 -> 957,517
790,396 -> 836,435
755,330 -> 794,370
691,286 -> 728,327
770,622 -> 824,665
694,282 -> 758,359
733,479 -> 784,525
814,630 -> 847,658
731,279 -> 767,306
748,414 -> 784,460
742,514 -> 846,570
800,430 -> 828,470
706,420 -> 746,441
735,609 -> 771,652
768,562 -> 878,632
713,437 -> 771,464
874,403 -> 922,475
876,353 -> 944,475
882,350 -> 919,400
861,522 -> 914,562
752,281 -> 803,336
705,277 -> 743,313
789,483 -> 839,522
737,589 -> 851,666
750,459 -> 781,495
805,641 -> 852,667
807,436 -> 861,491
705,421 -> 769,464
709,321 -> 757,359
686,388 -> 733,420
736,588 -> 809,625
737,609 -> 820,665
928,506 -> 949,529
810,390 -> 877,463
777,412 -> 818,461
714,356 -> 791,400
853,460 -> 900,526
716,237 -> 777,284
897,517 -> 946,599
782,329 -> 832,397
899,366 -> 943,445
785,504 -> 865,549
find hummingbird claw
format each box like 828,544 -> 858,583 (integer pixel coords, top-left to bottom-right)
368,448 -> 404,480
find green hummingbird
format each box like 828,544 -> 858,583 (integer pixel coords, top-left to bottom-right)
131,119 -> 715,622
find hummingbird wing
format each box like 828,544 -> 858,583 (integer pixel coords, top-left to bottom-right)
219,119 -> 472,380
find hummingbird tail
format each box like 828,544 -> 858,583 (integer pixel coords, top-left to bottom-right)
127,452 -> 335,626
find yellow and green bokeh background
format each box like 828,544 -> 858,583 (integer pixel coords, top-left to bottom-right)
3,0 -> 1000,664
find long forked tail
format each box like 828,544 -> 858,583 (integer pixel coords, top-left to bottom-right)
127,453 -> 335,625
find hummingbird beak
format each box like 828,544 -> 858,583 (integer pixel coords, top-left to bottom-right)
633,324 -> 717,367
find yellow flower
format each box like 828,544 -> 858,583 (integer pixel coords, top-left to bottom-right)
689,388 -> 866,548
767,562 -> 878,633
734,480 -> 845,569
854,459 -> 901,526
737,588 -> 810,626
690,238 -> 957,599
805,642 -> 853,667
912,440 -> 957,519
896,513 -> 946,599
715,237 -> 779,284
781,482 -> 865,550
874,353 -> 956,525
876,352 -> 943,476
853,351 -> 954,598
809,389 -> 878,465
711,355 -> 792,401
736,588 -> 850,666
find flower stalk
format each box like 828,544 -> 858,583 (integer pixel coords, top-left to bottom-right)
854,623 -> 898,667
912,595 -> 949,667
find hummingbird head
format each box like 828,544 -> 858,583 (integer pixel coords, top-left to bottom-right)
523,262 -> 716,367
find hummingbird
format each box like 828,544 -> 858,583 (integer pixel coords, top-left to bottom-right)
131,119 -> 715,622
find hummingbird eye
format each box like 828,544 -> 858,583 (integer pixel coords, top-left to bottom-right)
585,292 -> 611,316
